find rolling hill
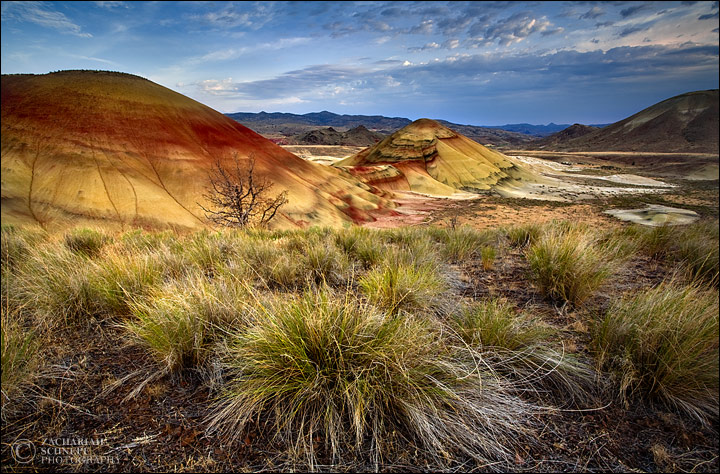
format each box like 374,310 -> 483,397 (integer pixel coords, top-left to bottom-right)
533,124 -> 600,149
536,90 -> 719,153
289,125 -> 385,146
335,118 -> 541,196
1,71 -> 393,230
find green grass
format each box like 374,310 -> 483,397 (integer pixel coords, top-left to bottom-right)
4,220 -> 718,469
503,223 -> 542,248
626,221 -> 719,286
207,289 -> 535,469
427,226 -> 495,262
63,227 -> 110,258
452,299 -> 596,405
592,281 -> 719,423
1,226 -> 47,272
480,245 -> 496,270
358,250 -> 447,315
1,305 -> 40,405
527,222 -> 625,306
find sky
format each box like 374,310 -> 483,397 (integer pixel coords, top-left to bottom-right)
1,1 -> 719,125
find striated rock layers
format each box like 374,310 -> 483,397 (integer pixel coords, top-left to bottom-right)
1,71 -> 394,230
336,118 -> 540,196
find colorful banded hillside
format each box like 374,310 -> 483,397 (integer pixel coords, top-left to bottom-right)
1,71 -> 393,230
336,118 -> 542,196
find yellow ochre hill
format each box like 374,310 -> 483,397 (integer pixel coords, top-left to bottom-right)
1,70 -> 394,231
335,118 -> 541,196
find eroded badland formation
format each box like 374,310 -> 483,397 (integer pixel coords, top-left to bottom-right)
3,71 -> 716,231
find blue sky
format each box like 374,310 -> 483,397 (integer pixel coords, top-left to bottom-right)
1,1 -> 718,125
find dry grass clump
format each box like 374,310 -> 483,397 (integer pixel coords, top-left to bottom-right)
179,230 -> 239,275
527,222 -> 625,306
358,247 -> 447,315
480,245 -> 497,270
1,305 -> 40,407
126,288 -> 209,374
281,232 -> 352,286
453,298 -> 549,350
16,243 -> 168,326
120,228 -> 177,252
233,232 -> 352,289
674,221 -> 719,286
63,227 -> 110,258
592,281 -> 719,423
1,226 -> 47,272
427,226 -> 495,262
334,226 -> 386,268
124,273 -> 249,375
452,299 -> 596,405
89,250 -> 166,315
627,221 -> 719,286
207,289 -> 536,470
16,245 -> 98,325
504,222 -> 542,248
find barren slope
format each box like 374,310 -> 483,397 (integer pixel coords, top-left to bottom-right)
541,90 -> 719,153
336,118 -> 541,196
1,71 -> 392,230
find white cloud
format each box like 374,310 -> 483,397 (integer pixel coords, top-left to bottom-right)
3,1 -> 92,37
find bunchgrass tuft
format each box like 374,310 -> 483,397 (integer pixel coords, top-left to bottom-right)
207,289 -> 536,470
125,278 -> 225,374
527,222 -> 624,306
675,221 -> 719,286
453,298 -> 549,350
335,226 -> 386,268
358,249 -> 446,315
428,226 -> 493,262
63,227 -> 110,258
627,221 -> 719,286
453,299 -> 596,405
504,223 -> 542,248
1,226 -> 47,272
592,281 -> 719,423
1,305 -> 40,406
480,245 -> 496,270
17,245 -> 98,326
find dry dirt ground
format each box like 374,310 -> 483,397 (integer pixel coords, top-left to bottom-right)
362,151 -> 718,230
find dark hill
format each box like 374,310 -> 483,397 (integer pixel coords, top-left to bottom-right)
534,124 -> 600,149
290,125 -> 385,146
539,90 -> 719,153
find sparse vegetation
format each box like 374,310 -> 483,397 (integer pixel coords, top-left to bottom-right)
358,252 -> 447,315
527,222 -> 625,306
504,222 -> 542,248
1,220 -> 718,471
592,281 -> 719,423
452,298 -> 596,405
63,227 -> 110,258
1,306 -> 40,406
629,221 -> 720,286
199,154 -> 288,228
207,289 -> 536,470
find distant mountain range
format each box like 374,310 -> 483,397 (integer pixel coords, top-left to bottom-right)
227,89 -> 717,153
533,124 -> 600,149
225,111 -> 606,147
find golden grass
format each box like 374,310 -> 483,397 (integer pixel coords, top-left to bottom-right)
592,280 -> 719,423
